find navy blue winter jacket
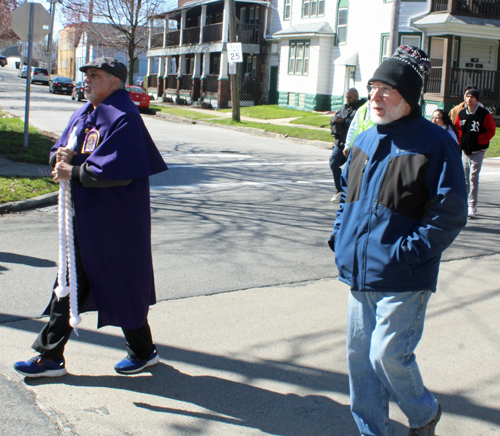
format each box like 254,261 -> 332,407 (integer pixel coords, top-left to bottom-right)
329,108 -> 467,292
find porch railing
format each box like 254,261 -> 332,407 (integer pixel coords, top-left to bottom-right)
240,77 -> 256,96
165,31 -> 180,47
183,27 -> 200,45
431,0 -> 500,17
147,74 -> 158,88
203,74 -> 219,93
166,74 -> 177,89
179,74 -> 192,90
203,23 -> 223,43
449,68 -> 499,98
424,67 -> 500,98
237,23 -> 260,44
150,33 -> 163,49
426,67 -> 443,94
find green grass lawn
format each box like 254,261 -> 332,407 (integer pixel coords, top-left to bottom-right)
0,111 -> 59,204
289,115 -> 332,128
486,129 -> 500,158
0,176 -> 58,204
149,105 -> 221,120
219,104 -> 324,120
210,118 -> 334,143
0,112 -> 56,164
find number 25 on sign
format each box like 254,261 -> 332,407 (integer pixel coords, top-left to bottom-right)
227,43 -> 243,63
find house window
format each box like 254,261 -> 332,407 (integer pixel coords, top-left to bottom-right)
303,0 -> 325,17
284,0 -> 291,20
381,33 -> 422,62
381,35 -> 391,62
288,41 -> 310,75
336,7 -> 348,44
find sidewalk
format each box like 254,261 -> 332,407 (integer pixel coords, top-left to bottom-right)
1,254 -> 500,435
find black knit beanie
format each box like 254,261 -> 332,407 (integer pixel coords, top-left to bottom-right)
466,88 -> 480,100
368,45 -> 432,108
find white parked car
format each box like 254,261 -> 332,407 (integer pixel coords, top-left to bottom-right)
31,67 -> 49,85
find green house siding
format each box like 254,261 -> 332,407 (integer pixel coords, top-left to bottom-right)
330,94 -> 344,111
278,92 -> 331,111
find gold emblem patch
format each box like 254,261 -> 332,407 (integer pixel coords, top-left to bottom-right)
82,128 -> 100,154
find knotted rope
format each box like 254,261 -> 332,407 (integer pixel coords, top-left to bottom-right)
53,127 -> 82,331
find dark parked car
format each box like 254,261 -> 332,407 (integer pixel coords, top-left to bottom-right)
71,81 -> 85,101
31,67 -> 49,85
0,56 -> 7,67
49,76 -> 74,95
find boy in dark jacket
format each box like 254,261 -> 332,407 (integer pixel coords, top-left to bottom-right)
455,89 -> 496,218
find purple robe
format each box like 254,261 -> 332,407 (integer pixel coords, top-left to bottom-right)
47,89 -> 167,329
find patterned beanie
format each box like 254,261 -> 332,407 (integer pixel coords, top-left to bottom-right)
368,45 -> 432,108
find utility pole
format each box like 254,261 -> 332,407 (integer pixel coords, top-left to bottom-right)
46,0 -> 56,75
388,0 -> 401,55
227,0 -> 240,122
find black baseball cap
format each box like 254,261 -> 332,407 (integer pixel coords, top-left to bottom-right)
80,57 -> 127,82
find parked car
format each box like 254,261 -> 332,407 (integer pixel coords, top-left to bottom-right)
49,77 -> 74,95
126,85 -> 150,110
0,56 -> 7,67
18,66 -> 27,78
134,77 -> 144,88
71,81 -> 86,101
31,67 -> 49,85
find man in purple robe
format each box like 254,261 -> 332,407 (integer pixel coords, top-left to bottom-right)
14,57 -> 168,378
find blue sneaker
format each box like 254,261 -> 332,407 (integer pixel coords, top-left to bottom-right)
13,355 -> 67,378
114,345 -> 159,374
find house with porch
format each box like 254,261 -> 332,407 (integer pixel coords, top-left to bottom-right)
271,0 -> 500,114
145,0 -> 277,108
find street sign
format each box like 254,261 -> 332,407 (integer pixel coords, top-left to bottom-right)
11,2 -> 51,42
227,42 -> 243,63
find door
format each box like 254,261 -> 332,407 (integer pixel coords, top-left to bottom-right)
268,66 -> 278,104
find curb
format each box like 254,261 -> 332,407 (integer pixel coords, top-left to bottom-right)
0,191 -> 58,215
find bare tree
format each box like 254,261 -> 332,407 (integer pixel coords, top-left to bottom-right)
60,0 -> 171,84
0,0 -> 21,50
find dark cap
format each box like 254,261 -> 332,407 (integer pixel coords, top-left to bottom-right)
466,88 -> 480,100
80,57 -> 127,83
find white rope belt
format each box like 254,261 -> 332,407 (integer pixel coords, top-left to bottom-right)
53,127 -> 82,331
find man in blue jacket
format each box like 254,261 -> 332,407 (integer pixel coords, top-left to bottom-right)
329,46 -> 467,436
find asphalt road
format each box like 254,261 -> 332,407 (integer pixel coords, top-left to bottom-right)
1,65 -> 500,435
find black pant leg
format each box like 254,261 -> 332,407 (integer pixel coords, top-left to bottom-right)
122,321 -> 154,360
32,234 -> 91,361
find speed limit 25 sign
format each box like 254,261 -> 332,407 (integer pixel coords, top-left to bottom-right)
227,42 -> 243,63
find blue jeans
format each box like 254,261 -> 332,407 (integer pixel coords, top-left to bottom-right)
329,144 -> 347,193
347,290 -> 438,436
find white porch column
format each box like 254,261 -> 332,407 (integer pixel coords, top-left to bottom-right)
178,54 -> 186,78
193,53 -> 202,78
220,51 -> 228,79
222,0 -> 229,43
201,52 -> 210,79
158,56 -> 166,78
180,10 -> 186,46
147,56 -> 154,76
166,56 -> 172,75
163,18 -> 167,48
200,5 -> 207,44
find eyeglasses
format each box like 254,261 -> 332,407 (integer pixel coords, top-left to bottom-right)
431,116 -> 442,120
368,85 -> 393,97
